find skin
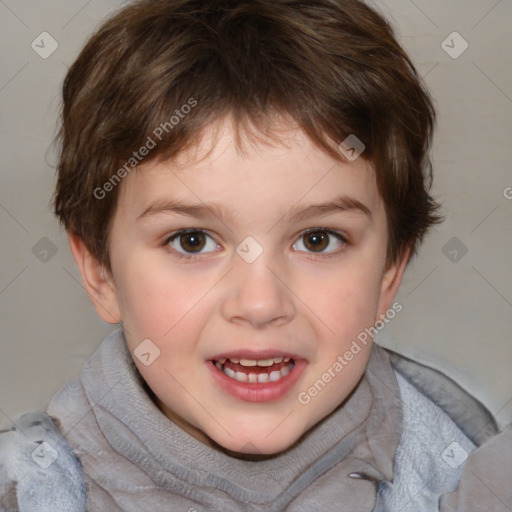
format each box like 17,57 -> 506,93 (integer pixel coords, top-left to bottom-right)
69,117 -> 409,456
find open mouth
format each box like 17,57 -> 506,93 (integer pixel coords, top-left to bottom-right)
208,352 -> 306,402
212,357 -> 296,383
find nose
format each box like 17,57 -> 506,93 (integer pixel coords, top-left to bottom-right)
220,254 -> 296,329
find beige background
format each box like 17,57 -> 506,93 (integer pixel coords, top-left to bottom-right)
1,0 -> 511,429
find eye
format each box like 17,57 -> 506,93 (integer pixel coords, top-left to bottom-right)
293,229 -> 346,254
167,229 -> 220,255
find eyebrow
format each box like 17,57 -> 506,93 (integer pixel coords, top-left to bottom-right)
137,195 -> 372,223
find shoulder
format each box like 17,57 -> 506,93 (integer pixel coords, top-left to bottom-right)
376,369 -> 476,510
0,410 -> 87,512
387,349 -> 498,445
376,348 -> 506,511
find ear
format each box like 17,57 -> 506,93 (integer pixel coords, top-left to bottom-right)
67,230 -> 121,324
376,244 -> 411,320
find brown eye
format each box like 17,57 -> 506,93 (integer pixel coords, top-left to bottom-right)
168,230 -> 219,256
179,232 -> 206,253
303,231 -> 329,252
293,229 -> 346,255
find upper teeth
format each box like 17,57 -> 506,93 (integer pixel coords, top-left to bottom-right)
218,356 -> 290,367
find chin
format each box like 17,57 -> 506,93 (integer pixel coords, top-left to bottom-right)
206,422 -> 305,457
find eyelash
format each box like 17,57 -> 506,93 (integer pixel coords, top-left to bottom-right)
163,228 -> 348,261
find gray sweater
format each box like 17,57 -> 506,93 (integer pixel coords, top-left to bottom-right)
1,329 -> 511,511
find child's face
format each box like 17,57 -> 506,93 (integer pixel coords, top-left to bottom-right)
86,119 -> 407,455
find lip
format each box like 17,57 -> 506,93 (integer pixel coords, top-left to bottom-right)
207,357 -> 307,402
210,349 -> 301,361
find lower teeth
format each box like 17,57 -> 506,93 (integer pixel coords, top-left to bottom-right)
215,361 -> 293,383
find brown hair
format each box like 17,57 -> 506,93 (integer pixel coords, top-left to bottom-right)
54,0 -> 442,271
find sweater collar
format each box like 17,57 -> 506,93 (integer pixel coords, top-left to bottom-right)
80,329 -> 402,507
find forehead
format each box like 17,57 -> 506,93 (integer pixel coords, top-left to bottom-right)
115,118 -> 383,225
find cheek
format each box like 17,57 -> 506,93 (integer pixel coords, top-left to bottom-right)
112,257 -> 202,343
299,262 -> 383,348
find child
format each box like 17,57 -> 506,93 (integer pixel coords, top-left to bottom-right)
1,0 -> 511,510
